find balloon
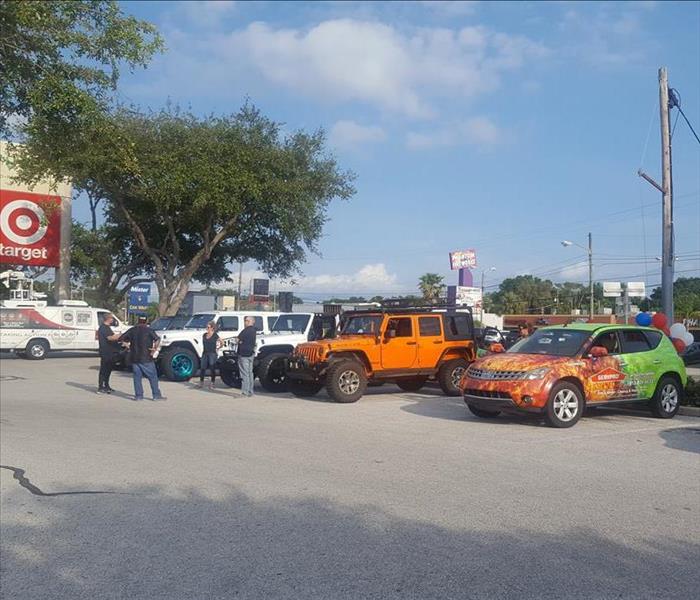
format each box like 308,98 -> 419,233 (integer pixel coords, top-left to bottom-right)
672,338 -> 686,353
651,312 -> 668,329
635,312 -> 652,326
662,326 -> 671,337
669,323 -> 686,339
683,331 -> 695,346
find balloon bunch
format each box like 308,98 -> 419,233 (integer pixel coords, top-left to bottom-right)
635,312 -> 694,353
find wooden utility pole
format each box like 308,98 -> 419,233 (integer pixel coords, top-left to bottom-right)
659,67 -> 674,323
588,232 -> 594,320
638,67 -> 674,323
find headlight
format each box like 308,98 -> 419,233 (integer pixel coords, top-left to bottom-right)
525,367 -> 550,380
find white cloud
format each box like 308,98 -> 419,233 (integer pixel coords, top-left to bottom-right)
292,263 -> 400,294
406,116 -> 502,149
174,1 -> 237,28
329,120 -> 387,149
176,19 -> 549,118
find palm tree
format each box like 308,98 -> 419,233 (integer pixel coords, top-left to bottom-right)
418,273 -> 445,304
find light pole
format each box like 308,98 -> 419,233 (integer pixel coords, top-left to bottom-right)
561,233 -> 594,320
480,266 -> 496,326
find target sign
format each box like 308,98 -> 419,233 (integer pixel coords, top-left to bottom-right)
0,189 -> 62,267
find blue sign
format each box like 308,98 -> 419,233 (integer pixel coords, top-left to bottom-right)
128,284 -> 151,316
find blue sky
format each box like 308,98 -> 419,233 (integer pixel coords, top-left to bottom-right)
90,1 -> 700,299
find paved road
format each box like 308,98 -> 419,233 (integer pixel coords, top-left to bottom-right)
1,354 -> 699,599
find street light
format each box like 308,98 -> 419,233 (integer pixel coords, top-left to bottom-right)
561,233 -> 594,320
480,266 -> 496,326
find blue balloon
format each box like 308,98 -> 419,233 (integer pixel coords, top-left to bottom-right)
636,312 -> 652,326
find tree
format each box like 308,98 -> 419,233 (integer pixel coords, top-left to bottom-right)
489,275 -> 554,314
14,105 -> 355,315
650,278 -> 700,318
0,0 -> 162,135
418,273 -> 445,304
70,221 -> 151,310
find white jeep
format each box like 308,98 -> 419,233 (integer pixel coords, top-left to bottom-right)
156,311 -> 279,381
218,312 -> 338,391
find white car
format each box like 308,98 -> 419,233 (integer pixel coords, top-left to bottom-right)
218,312 -> 338,391
156,310 -> 280,380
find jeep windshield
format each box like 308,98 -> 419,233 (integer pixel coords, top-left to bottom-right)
342,315 -> 382,335
271,314 -> 310,333
508,328 -> 590,357
184,314 -> 216,329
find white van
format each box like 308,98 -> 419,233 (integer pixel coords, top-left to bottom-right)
156,310 -> 280,381
0,300 -> 128,359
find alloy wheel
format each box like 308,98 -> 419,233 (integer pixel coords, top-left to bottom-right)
553,388 -> 579,422
660,384 -> 678,413
338,370 -> 360,395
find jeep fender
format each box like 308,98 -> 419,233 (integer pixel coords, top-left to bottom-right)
258,345 -> 295,359
438,347 -> 475,365
159,341 -> 200,359
327,351 -> 372,375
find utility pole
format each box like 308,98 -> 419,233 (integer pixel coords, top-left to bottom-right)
237,261 -> 243,310
588,232 -> 594,321
659,67 -> 674,324
638,67 -> 674,323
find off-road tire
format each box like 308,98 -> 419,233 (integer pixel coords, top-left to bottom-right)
288,378 -> 323,398
396,376 -> 427,392
160,347 -> 198,381
650,376 -> 682,419
438,358 -> 468,396
466,404 -> 501,419
220,366 -> 242,389
258,353 -> 289,393
325,359 -> 367,403
25,338 -> 49,360
545,381 -> 584,428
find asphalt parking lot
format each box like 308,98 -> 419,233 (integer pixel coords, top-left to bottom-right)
1,353 -> 699,599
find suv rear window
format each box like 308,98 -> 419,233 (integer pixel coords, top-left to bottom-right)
643,329 -> 663,349
442,314 -> 472,340
218,316 -> 239,331
419,317 -> 441,337
620,329 -> 651,353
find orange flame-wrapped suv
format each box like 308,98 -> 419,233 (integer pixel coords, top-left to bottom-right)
286,308 -> 476,403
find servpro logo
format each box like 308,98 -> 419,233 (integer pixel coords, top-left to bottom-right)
591,368 -> 626,383
0,190 -> 61,267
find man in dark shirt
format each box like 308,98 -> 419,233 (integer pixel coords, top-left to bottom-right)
237,316 -> 257,396
97,313 -> 121,394
120,316 -> 166,401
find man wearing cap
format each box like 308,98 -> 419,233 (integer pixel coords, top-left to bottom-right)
120,316 -> 166,401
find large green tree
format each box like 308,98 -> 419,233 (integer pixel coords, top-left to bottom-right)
649,277 -> 700,318
0,0 -> 162,135
14,105 -> 355,315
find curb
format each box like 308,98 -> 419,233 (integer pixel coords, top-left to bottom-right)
679,405 -> 700,417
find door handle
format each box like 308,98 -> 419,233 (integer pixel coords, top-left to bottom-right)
433,340 -> 441,344
653,359 -> 661,364
406,342 -> 417,346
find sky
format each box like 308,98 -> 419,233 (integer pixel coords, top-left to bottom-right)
81,0 -> 700,300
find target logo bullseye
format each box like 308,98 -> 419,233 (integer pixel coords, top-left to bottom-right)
1,189 -> 62,267
1,199 -> 48,245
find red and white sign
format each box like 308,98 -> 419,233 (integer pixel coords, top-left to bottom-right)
591,368 -> 626,383
449,249 -> 477,270
0,189 -> 62,267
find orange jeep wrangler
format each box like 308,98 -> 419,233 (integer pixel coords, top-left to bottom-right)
286,308 -> 476,402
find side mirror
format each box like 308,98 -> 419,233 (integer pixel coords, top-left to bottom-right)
489,343 -> 505,353
589,346 -> 608,358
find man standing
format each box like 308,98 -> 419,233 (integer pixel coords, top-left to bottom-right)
97,313 -> 121,394
237,316 -> 257,397
120,316 -> 166,401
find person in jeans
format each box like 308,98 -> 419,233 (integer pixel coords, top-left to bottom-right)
120,316 -> 166,401
237,316 -> 257,396
97,313 -> 121,394
199,321 -> 222,390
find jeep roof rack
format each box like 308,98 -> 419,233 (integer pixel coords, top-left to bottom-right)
342,306 -> 473,316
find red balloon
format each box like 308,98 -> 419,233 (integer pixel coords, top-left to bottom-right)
662,326 -> 671,337
651,312 -> 668,329
672,338 -> 687,353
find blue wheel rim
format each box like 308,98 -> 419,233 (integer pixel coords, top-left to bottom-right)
171,353 -> 194,377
